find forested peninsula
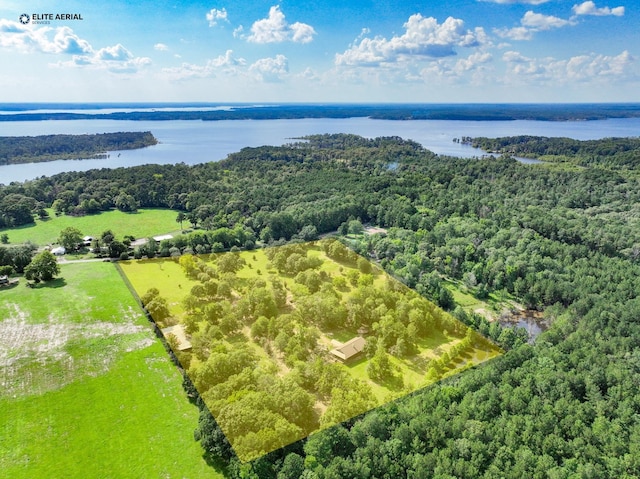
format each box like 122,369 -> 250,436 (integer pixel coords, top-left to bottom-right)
465,135 -> 640,169
0,131 -> 157,165
2,134 -> 640,477
1,103 -> 639,122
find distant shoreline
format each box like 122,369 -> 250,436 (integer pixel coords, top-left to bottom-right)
1,103 -> 639,122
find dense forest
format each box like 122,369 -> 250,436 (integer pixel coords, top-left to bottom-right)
2,134 -> 640,477
1,103 -> 639,122
0,131 -> 157,166
464,135 -> 640,169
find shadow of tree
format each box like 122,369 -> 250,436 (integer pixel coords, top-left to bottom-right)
35,277 -> 67,289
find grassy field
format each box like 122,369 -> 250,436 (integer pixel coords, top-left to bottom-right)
0,208 -> 179,246
0,262 -> 223,479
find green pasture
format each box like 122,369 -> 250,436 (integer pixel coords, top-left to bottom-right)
0,208 -> 179,246
0,262 -> 222,479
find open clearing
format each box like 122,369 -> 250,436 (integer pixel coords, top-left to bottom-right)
120,239 -> 502,461
0,262 -> 223,479
0,207 -> 179,246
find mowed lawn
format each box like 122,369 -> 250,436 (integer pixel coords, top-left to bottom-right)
0,262 -> 223,479
0,208 -> 180,246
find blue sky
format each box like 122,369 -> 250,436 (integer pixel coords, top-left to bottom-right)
0,0 -> 637,102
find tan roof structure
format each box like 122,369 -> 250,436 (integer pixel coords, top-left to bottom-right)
153,234 -> 174,243
161,324 -> 192,351
330,336 -> 366,362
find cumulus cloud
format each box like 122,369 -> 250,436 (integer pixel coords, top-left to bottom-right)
495,11 -> 573,40
336,15 -> 486,66
0,19 -> 150,73
162,50 -> 246,80
249,54 -> 289,81
522,11 -> 572,29
206,8 -> 229,27
572,1 -> 624,16
247,6 -> 315,43
154,43 -> 169,51
0,20 -> 91,54
502,49 -> 635,83
57,43 -> 151,73
455,51 -> 493,71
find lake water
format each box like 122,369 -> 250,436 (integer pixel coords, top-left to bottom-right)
2,116 -> 639,184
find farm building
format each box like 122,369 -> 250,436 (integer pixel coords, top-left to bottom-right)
330,336 -> 366,362
51,246 -> 66,256
160,324 -> 192,352
0,275 -> 8,284
129,238 -> 149,248
82,236 -> 93,246
153,234 -> 173,243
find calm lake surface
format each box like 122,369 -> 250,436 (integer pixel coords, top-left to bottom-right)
2,116 -> 639,184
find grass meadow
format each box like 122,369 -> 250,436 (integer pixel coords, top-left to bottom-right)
0,262 -> 223,479
0,208 -> 180,246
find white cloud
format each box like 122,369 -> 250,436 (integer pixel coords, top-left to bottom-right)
96,44 -> 132,61
249,54 -> 289,81
154,43 -> 169,51
495,26 -> 534,41
521,11 -> 571,29
455,51 -> 493,71
572,1 -> 624,16
336,15 -> 486,66
495,10 -> 573,40
0,19 -> 149,73
0,20 -> 92,54
502,49 -> 635,83
161,50 -> 246,80
502,50 -> 530,62
57,44 -> 151,73
247,6 -> 316,44
206,8 -> 228,27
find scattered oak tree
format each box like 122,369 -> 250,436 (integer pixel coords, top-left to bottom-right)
24,250 -> 60,282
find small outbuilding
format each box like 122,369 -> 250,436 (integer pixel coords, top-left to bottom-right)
51,246 -> 66,256
330,336 -> 366,363
129,238 -> 149,248
153,234 -> 174,243
160,324 -> 192,352
82,236 -> 94,246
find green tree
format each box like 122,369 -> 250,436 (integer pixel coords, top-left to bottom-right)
24,250 -> 60,282
0,233 -> 8,244
58,226 -> 83,250
176,211 -> 186,230
108,240 -> 127,258
278,453 -> 305,479
357,257 -> 372,274
217,253 -> 245,273
114,192 -> 138,212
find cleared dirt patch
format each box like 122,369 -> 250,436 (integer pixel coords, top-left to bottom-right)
0,308 -> 153,398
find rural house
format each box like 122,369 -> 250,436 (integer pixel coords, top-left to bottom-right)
329,336 -> 366,362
